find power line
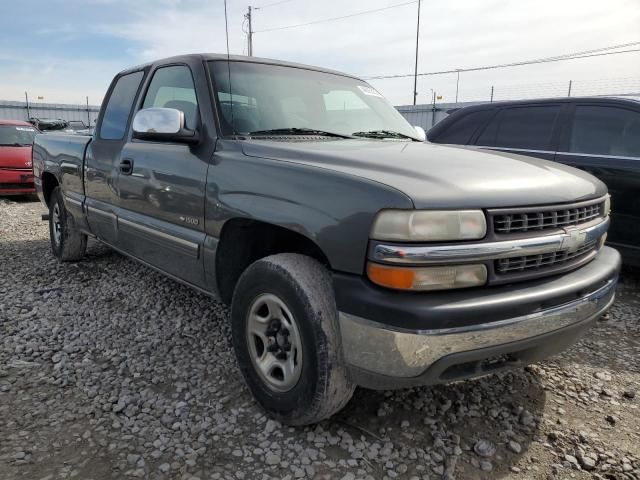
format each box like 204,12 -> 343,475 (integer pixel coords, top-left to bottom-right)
363,42 -> 640,80
254,0 -> 295,10
254,0 -> 418,33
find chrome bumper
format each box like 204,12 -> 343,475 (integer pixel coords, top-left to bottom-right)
339,278 -> 616,378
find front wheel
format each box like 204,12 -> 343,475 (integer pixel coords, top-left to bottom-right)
231,253 -> 355,425
49,187 -> 87,261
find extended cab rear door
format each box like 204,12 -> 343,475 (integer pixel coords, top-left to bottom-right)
472,103 -> 567,161
85,70 -> 146,245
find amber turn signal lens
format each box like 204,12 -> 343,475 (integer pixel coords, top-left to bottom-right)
367,262 -> 487,291
367,263 -> 416,290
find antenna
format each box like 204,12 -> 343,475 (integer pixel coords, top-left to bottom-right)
223,0 -> 236,134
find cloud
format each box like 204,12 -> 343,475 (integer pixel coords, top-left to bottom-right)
0,0 -> 639,105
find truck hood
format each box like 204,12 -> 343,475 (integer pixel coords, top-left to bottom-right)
241,139 -> 606,209
0,146 -> 32,169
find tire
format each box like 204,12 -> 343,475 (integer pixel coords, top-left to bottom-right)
231,253 -> 355,425
49,187 -> 87,262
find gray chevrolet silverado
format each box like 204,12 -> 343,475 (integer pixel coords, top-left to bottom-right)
33,54 -> 620,425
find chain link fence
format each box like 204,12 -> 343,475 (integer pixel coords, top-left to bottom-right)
0,99 -> 100,127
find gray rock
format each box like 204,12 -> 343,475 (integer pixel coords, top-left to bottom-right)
507,440 -> 522,454
265,453 -> 281,465
623,390 -> 636,399
564,454 -> 579,467
473,439 -> 496,457
480,460 -> 493,472
578,454 -> 596,471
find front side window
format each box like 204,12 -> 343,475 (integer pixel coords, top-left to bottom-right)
142,65 -> 199,130
569,105 -> 640,158
209,61 -> 420,140
0,125 -> 37,146
476,105 -> 560,150
100,71 -> 144,140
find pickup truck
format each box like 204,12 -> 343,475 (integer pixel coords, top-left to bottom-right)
33,54 -> 621,425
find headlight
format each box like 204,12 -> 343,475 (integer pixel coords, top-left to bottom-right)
603,196 -> 611,216
371,210 -> 486,242
367,262 -> 487,291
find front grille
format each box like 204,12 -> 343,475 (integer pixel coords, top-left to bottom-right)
495,240 -> 598,274
493,202 -> 602,234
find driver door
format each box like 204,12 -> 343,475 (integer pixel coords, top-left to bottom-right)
113,64 -> 210,287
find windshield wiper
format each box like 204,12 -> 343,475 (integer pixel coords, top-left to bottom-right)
247,128 -> 352,138
352,130 -> 417,140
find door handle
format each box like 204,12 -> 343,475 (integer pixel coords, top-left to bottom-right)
119,158 -> 133,175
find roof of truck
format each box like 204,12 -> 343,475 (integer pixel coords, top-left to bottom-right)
119,53 -> 361,81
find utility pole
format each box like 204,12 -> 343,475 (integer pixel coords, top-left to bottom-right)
455,69 -> 461,104
412,0 -> 421,105
245,6 -> 253,56
431,89 -> 436,127
567,80 -> 572,97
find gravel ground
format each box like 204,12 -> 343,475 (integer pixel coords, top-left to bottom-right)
1,197 -> 639,480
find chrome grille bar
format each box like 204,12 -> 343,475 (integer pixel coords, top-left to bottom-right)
372,217 -> 609,265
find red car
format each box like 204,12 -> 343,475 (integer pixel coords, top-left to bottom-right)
0,119 -> 38,196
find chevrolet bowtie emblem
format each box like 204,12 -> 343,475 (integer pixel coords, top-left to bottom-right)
561,226 -> 587,253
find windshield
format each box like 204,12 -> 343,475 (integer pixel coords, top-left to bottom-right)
209,61 -> 420,140
0,125 -> 37,146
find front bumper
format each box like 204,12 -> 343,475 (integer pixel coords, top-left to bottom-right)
0,168 -> 35,195
337,246 -> 620,389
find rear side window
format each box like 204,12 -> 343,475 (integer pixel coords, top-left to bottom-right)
476,106 -> 560,150
435,110 -> 491,144
570,105 -> 640,158
100,71 -> 144,140
142,65 -> 199,130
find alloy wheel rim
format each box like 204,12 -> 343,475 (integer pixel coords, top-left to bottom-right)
52,203 -> 62,246
246,293 -> 303,392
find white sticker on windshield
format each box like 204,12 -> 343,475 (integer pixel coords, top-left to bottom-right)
358,85 -> 383,98
16,127 -> 35,132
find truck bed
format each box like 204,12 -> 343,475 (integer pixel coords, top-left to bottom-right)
33,133 -> 92,201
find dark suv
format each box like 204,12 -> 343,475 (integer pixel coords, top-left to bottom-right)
427,97 -> 640,265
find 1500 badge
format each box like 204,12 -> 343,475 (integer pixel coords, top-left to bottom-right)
179,216 -> 199,225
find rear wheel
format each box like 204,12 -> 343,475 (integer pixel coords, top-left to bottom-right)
231,253 -> 355,425
49,187 -> 87,261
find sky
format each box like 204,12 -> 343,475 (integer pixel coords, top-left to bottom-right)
0,0 -> 639,106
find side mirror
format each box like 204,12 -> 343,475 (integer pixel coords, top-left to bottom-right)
414,125 -> 426,142
132,108 -> 198,143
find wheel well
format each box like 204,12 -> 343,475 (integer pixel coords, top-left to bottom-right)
41,172 -> 59,206
216,218 -> 330,304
